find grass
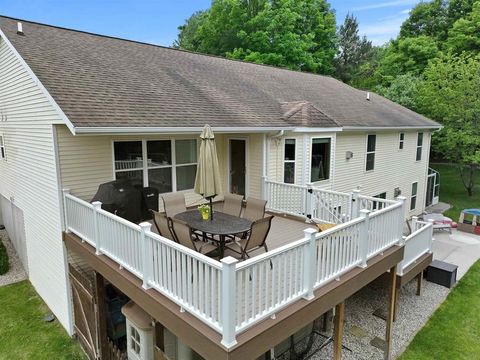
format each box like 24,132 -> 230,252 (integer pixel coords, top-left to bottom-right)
398,260 -> 480,359
0,281 -> 86,360
430,163 -> 480,220
0,240 -> 9,274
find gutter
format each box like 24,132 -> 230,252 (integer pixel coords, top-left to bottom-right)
73,126 -> 297,135
342,125 -> 442,131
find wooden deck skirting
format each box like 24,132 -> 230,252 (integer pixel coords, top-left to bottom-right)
64,231 -> 404,360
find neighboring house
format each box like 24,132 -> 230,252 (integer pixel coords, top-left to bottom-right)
0,16 -> 440,360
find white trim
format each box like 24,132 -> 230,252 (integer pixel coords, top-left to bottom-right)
0,29 -> 76,134
227,137 -> 249,197
74,126 -> 296,135
302,134 -> 308,186
291,127 -> 343,133
282,138 -> 296,184
398,132 -> 405,150
365,133 -> 376,172
410,181 -> 418,211
309,136 -> 333,184
416,132 -> 424,162
343,125 -> 441,131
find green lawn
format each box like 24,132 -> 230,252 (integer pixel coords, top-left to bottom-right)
430,163 -> 480,220
399,260 -> 480,359
0,281 -> 86,360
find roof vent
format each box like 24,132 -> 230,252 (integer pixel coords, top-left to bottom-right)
366,92 -> 370,101
17,22 -> 24,35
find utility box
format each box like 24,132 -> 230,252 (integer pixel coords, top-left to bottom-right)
426,260 -> 458,288
122,302 -> 154,360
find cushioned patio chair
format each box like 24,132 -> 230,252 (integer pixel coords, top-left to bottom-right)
222,193 -> 244,217
171,218 -> 218,256
161,193 -> 186,218
151,210 -> 175,242
243,197 -> 267,221
225,215 -> 273,260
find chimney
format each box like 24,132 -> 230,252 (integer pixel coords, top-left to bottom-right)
17,22 -> 24,35
366,92 -> 370,101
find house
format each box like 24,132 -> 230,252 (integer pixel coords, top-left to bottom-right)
0,16 -> 440,360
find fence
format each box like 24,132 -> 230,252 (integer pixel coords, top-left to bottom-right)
63,188 -> 407,348
398,217 -> 434,276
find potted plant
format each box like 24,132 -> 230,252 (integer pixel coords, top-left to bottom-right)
198,204 -> 211,220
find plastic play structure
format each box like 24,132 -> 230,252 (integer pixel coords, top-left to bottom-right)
457,209 -> 480,234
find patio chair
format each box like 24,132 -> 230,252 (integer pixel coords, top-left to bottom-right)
225,215 -> 274,260
161,193 -> 186,218
243,197 -> 267,221
151,210 -> 175,241
222,193 -> 244,217
171,218 -> 218,256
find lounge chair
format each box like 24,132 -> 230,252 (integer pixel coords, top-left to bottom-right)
225,216 -> 273,260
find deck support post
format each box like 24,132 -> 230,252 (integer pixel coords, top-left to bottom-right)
92,201 -> 102,255
303,228 -> 318,300
385,265 -> 397,360
333,302 -> 345,360
140,222 -> 153,290
359,209 -> 371,268
221,256 -> 238,348
416,272 -> 423,296
94,271 -> 109,360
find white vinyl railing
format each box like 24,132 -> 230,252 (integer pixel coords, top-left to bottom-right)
310,187 -> 352,224
358,194 -> 397,212
263,180 -> 308,217
397,218 -> 434,275
63,188 -> 410,348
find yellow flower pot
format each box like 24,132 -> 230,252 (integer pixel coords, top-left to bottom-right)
201,212 -> 209,220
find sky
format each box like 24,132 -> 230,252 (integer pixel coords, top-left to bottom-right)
0,0 -> 421,46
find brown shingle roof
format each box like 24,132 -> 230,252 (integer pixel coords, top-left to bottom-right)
0,16 -> 440,130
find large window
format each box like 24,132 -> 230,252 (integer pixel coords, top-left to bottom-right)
284,139 -> 296,184
416,133 -> 423,161
310,138 -> 331,182
0,135 -> 5,160
366,134 -> 376,171
373,192 -> 387,210
410,182 -> 418,210
114,139 -> 197,193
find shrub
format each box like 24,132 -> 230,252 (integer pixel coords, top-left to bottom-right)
0,240 -> 9,275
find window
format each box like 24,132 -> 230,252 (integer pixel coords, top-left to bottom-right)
283,139 -> 296,184
416,133 -> 423,161
114,139 -> 197,193
310,138 -> 331,182
0,135 -> 5,160
410,182 -> 418,210
373,192 -> 387,210
129,326 -> 141,355
366,134 -> 376,171
399,133 -> 405,150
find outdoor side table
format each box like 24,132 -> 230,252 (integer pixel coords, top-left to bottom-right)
174,210 -> 252,258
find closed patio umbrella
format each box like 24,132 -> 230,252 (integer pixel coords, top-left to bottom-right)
194,124 -> 222,219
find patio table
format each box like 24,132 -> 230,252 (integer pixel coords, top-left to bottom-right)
174,210 -> 252,258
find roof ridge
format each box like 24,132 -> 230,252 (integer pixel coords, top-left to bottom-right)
0,14 -> 341,82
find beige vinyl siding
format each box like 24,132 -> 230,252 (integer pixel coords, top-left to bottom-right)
0,37 -> 71,331
334,131 -> 431,216
56,128 -> 265,205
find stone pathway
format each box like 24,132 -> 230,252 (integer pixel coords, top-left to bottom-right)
0,229 -> 27,287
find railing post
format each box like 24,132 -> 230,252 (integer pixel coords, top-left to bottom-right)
140,222 -> 153,290
303,228 -> 318,300
306,183 -> 314,219
411,216 -> 418,233
396,196 -> 407,244
221,256 -> 238,348
261,176 -> 268,201
92,201 -> 103,255
62,189 -> 71,232
427,219 -> 434,253
351,189 -> 361,219
358,209 -> 370,268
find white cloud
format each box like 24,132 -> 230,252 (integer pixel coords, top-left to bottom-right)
359,13 -> 410,45
352,0 -> 418,11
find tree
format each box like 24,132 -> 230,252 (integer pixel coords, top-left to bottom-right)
174,0 -> 337,74
400,0 -> 449,41
376,73 -> 422,110
417,53 -> 480,196
173,11 -> 208,50
334,14 -> 374,83
447,1 -> 480,54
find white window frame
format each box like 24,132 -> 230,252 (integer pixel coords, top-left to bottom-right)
112,138 -> 198,192
399,132 -> 405,150
416,132 -> 423,161
365,134 -> 376,172
0,134 -> 5,160
309,137 -> 332,183
283,138 -> 296,184
410,182 -> 418,211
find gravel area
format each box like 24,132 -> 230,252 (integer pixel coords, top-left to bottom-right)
278,276 -> 450,360
0,229 -> 27,287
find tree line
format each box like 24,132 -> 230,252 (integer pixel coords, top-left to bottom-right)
175,0 -> 480,196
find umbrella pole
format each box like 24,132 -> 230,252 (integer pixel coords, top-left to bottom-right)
210,197 -> 213,220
